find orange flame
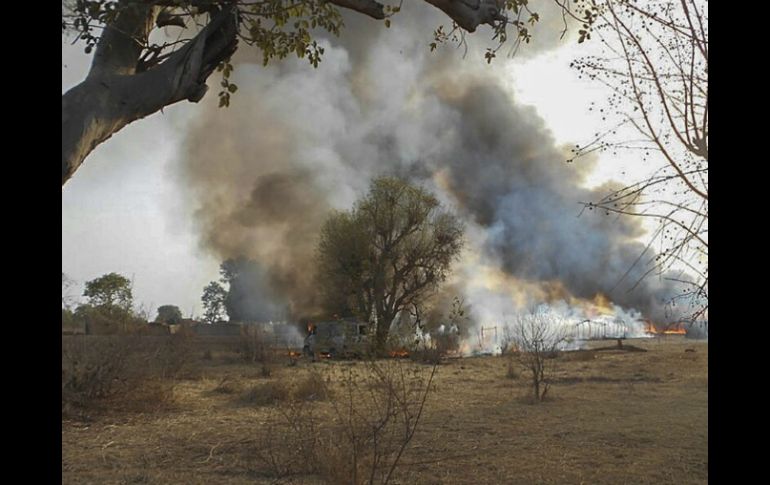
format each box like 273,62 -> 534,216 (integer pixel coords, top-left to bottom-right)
388,349 -> 409,358
645,321 -> 686,335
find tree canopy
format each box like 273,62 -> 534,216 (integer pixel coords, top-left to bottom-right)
316,176 -> 464,353
83,272 -> 134,311
61,0 -> 595,185
201,281 -> 228,323
155,304 -> 184,324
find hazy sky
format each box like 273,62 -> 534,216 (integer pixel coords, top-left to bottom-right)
62,11 -> 644,319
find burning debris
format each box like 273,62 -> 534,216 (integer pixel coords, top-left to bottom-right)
388,350 -> 410,358
644,321 -> 686,336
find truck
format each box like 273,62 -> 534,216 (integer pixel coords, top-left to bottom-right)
303,319 -> 370,359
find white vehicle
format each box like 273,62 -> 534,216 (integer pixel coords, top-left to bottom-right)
303,319 -> 370,359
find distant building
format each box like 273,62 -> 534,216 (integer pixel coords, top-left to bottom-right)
193,322 -> 242,337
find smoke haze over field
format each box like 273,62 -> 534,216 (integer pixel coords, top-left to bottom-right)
176,3 -> 687,325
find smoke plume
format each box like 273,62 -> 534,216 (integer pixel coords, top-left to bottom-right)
175,3 -> 685,324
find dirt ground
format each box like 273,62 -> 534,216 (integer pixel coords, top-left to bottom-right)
62,336 -> 707,484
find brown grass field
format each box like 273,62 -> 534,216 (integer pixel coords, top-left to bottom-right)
62,336 -> 707,484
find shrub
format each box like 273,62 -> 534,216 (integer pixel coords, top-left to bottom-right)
251,360 -> 437,484
62,336 -> 134,414
212,376 -> 239,395
293,371 -> 331,401
240,381 -> 290,407
505,357 -> 519,380
506,308 -> 568,403
62,334 -> 194,417
239,326 -> 271,363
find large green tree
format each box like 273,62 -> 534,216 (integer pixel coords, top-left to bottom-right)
75,272 -> 138,333
60,0 -> 575,185
155,304 -> 184,324
316,177 -> 464,353
83,272 -> 134,312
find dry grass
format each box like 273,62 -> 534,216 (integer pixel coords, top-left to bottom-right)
292,371 -> 331,401
62,336 -> 708,484
62,335 -> 196,418
239,381 -> 290,407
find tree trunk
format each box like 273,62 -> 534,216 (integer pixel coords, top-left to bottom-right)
62,6 -> 237,185
374,310 -> 395,355
61,1 -> 504,185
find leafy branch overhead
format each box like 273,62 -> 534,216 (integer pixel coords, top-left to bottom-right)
62,1 -> 599,186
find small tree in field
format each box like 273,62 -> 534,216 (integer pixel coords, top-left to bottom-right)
507,307 -> 567,402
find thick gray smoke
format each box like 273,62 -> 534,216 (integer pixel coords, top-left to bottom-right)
425,81 -> 684,321
175,3 -> 684,323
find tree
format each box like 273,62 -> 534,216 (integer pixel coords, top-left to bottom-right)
83,272 -> 134,312
201,281 -> 228,323
316,177 -> 464,353
505,306 -> 566,402
61,0 -> 553,186
155,304 -> 183,324
569,0 -> 708,321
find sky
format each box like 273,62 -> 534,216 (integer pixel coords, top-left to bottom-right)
61,7 -> 655,320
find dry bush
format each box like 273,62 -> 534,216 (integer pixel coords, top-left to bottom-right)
147,334 -> 196,379
62,335 -> 135,414
238,326 -> 275,377
62,334 -> 195,417
505,357 -> 519,380
253,360 -> 437,484
239,381 -> 290,407
321,360 -> 437,484
211,376 -> 239,395
293,371 -> 331,402
506,308 -> 568,403
239,326 -> 270,362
